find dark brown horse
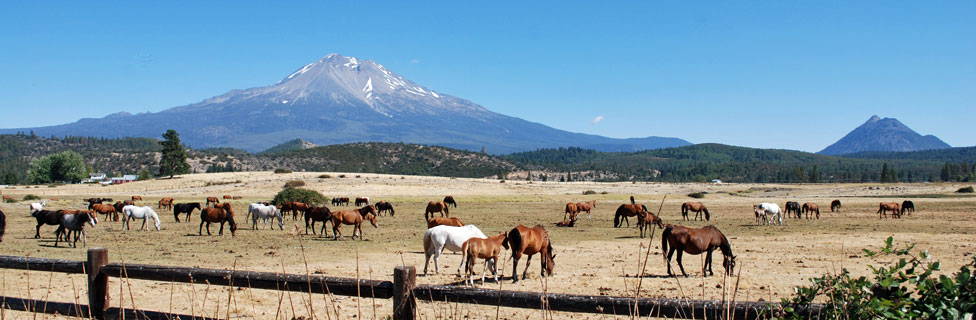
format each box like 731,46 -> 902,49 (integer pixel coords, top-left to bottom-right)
427,217 -> 464,228
662,224 -> 735,277
222,195 -> 232,200
131,196 -> 142,201
375,201 -> 395,216
355,197 -> 370,207
158,198 -> 174,210
113,201 -> 127,216
576,200 -> 596,218
206,197 -> 220,206
200,203 -> 237,236
173,202 -> 202,222
802,202 -> 820,219
331,210 -> 377,241
305,206 -> 333,235
0,209 -> 6,242
614,204 -> 647,228
785,201 -> 802,219
901,200 -> 915,216
90,203 -> 119,222
830,199 -> 842,212
443,195 -> 457,208
637,211 -> 664,239
331,197 -> 350,206
507,225 -> 555,283
681,201 -> 710,221
425,201 -> 450,220
878,202 -> 901,219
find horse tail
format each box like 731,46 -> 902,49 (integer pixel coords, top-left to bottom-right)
461,240 -> 472,276
423,231 -> 433,256
507,228 -> 522,259
680,203 -> 686,215
661,225 -> 673,264
613,207 -> 621,228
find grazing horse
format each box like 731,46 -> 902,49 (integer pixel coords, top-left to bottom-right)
305,206 -> 333,235
113,201 -> 127,216
355,197 -> 370,207
206,197 -> 220,206
423,225 -> 487,275
425,201 -> 450,220
89,203 -> 119,222
576,200 -> 596,218
507,225 -> 555,283
158,198 -> 174,210
662,224 -> 736,277
681,202 -> 710,221
0,209 -> 6,242
375,201 -> 395,216
335,197 -> 350,206
462,233 -> 510,286
173,202 -> 202,222
637,211 -> 664,239
33,210 -> 64,239
131,196 -> 142,201
122,206 -> 161,231
443,195 -> 458,208
901,200 -> 915,216
248,204 -> 283,230
784,201 -> 802,219
200,203 -> 237,236
754,202 -> 783,226
427,217 -> 464,228
802,202 -> 820,219
830,200 -> 842,212
614,204 -> 647,228
878,202 -> 901,219
54,211 -> 98,248
223,195 -> 232,200
564,202 -> 577,221
288,202 -> 311,220
330,210 -> 377,241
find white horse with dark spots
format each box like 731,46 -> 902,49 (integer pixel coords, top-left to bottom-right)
122,205 -> 161,231
754,202 -> 783,226
248,203 -> 284,230
423,225 -> 487,275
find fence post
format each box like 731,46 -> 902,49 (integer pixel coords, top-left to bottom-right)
87,248 -> 109,320
393,266 -> 416,320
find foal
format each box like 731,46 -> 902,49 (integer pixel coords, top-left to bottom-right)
462,233 -> 510,286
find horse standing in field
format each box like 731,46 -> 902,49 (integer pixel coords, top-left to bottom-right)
830,200 -> 842,212
428,217 -> 464,228
200,203 -> 237,236
681,201 -> 710,221
54,211 -> 98,248
637,211 -> 664,239
206,197 -> 220,206
878,202 -> 901,219
901,200 -> 915,216
330,209 -> 377,241
121,206 -> 161,231
173,202 -> 202,222
754,202 -> 783,226
423,225 -> 487,275
223,195 -> 232,200
802,202 -> 820,219
425,201 -> 450,220
248,204 -> 283,230
158,198 -> 174,210
564,202 -> 577,221
614,203 -> 648,228
131,196 -> 142,201
785,201 -> 802,219
336,197 -> 350,206
0,209 -> 6,242
662,224 -> 736,277
462,233 -> 509,286
443,195 -> 458,208
287,202 -> 311,220
33,210 -> 64,239
576,200 -> 595,218
355,197 -> 370,207
375,201 -> 395,216
507,225 -> 555,283
89,203 -> 119,222
305,206 -> 333,235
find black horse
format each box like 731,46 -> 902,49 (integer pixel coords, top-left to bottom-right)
33,210 -> 64,239
785,201 -> 801,219
0,209 -> 6,242
375,201 -> 395,216
173,202 -> 202,223
443,196 -> 458,208
901,200 -> 915,216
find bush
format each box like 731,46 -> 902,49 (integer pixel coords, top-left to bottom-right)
22,194 -> 42,201
317,174 -> 332,179
4,198 -> 16,203
687,192 -> 705,198
137,169 -> 153,181
273,168 -> 293,174
582,190 -> 597,195
957,186 -> 974,193
284,180 -> 306,188
271,188 -> 326,206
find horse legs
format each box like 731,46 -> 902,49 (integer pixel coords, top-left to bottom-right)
676,250 -> 688,277
666,248 -> 675,276
355,223 -> 363,241
306,219 -> 312,234
705,249 -> 714,276
141,217 -> 148,231
523,254 -> 534,280
199,220 -> 205,235
35,223 -> 42,239
218,221 -> 225,235
511,255 -> 521,283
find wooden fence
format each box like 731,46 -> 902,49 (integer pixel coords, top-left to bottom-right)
0,248 -> 821,319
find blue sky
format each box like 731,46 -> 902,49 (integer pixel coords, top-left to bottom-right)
0,1 -> 973,152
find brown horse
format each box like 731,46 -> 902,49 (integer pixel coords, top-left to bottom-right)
131,196 -> 142,201
375,201 -> 395,216
355,197 -> 370,207
802,202 -> 820,219
614,203 -> 647,228
288,202 -> 311,220
576,200 -> 596,218
507,225 -> 556,283
200,203 -> 237,236
90,203 -> 119,222
425,201 -> 450,220
331,197 -> 350,206
662,224 -> 736,277
564,202 -> 577,220
462,233 -> 510,286
113,201 -> 127,217
443,195 -> 458,208
232,196 -> 243,200
330,210 -> 378,241
305,206 -> 333,236
831,199 -> 842,212
158,198 -> 174,210
427,217 -> 464,228
681,201 -> 710,221
206,197 -> 220,206
222,195 -> 232,199
878,202 -> 901,219
637,211 -> 664,239
555,213 -> 578,227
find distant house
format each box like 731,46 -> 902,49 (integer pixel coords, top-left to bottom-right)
710,179 -> 723,184
110,175 -> 138,184
84,173 -> 107,184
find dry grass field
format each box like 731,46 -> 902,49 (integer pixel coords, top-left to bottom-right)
0,172 -> 974,319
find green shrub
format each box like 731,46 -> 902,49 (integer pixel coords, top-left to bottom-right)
273,168 -> 292,174
957,186 -> 974,193
271,188 -> 326,206
687,192 -> 705,198
22,194 -> 42,201
284,180 -> 306,188
137,169 -> 152,181
4,198 -> 16,203
582,190 -> 597,195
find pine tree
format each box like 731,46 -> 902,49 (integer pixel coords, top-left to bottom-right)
941,162 -> 952,182
808,165 -> 820,183
880,163 -> 890,183
158,129 -> 190,178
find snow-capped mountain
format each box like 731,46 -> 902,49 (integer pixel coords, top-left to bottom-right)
1,54 -> 691,153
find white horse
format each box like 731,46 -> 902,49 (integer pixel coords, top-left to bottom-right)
122,205 -> 161,231
423,225 -> 487,275
30,201 -> 46,214
754,202 -> 783,226
248,203 -> 283,230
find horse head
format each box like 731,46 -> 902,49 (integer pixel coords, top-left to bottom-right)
723,255 -> 736,276
86,210 -> 98,227
544,245 -> 556,276
365,213 -> 378,228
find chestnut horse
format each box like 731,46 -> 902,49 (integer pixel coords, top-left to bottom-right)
662,224 -> 736,277
375,201 -> 395,216
901,200 -> 915,216
614,204 -> 647,228
223,195 -> 232,200
206,197 -> 220,206
877,202 -> 900,219
305,206 -> 333,236
173,202 -> 202,222
830,200 -> 842,212
462,233 -> 509,286
200,203 -> 237,236
131,196 -> 142,201
681,201 -> 710,221
637,211 -> 664,239
507,225 -> 556,283
428,217 -> 464,228
288,202 -> 311,220
355,197 -> 370,207
330,210 -> 377,241
802,202 -> 820,219
564,202 -> 577,220
576,200 -> 596,218
158,198 -> 174,210
90,203 -> 119,222
443,195 -> 458,208
425,201 -> 450,220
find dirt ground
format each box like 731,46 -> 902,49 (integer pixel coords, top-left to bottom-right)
0,172 -> 974,319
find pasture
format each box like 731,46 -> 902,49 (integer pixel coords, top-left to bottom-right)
0,172 -> 974,319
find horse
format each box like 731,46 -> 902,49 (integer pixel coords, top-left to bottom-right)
802,202 -> 820,219
680,202 -> 710,221
288,202 -> 311,220
1,195 -> 12,201
200,203 -> 237,236
89,203 -> 119,222
555,219 -> 576,227
507,225 -> 555,283
206,197 -> 220,206
614,204 -> 647,228
462,233 -> 509,286
443,195 -> 458,208
305,206 -> 333,235
121,206 -> 161,231
662,224 -> 736,277
158,198 -> 174,210
830,200 -> 842,212
355,197 -> 370,207
330,210 -> 377,241
30,201 -> 46,214
637,211 -> 664,239
901,200 -> 915,216
173,202 -> 202,222
784,201 -> 802,219
564,202 -> 577,221
754,203 -> 783,226
54,211 -> 98,248
232,196 -> 243,200
422,225 -> 487,275
248,204 -> 283,230
131,196 -> 142,201
33,210 -> 64,239
374,201 -> 395,216
427,217 -> 464,228
576,200 -> 596,218
223,195 -> 232,200
336,197 -> 350,206
877,202 -> 900,219
0,209 -> 6,242
425,201 -> 450,220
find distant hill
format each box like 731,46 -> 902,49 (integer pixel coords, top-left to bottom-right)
259,139 -> 318,155
819,116 -> 951,155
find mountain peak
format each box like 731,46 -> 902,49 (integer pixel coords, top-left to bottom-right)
866,115 -> 882,123
819,116 -> 950,155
